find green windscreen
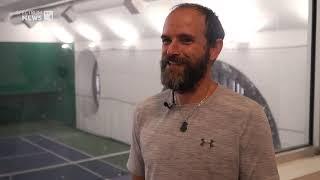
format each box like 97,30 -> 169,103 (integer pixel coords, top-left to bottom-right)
0,42 -> 75,126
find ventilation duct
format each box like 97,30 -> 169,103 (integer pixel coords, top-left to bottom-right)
123,0 -> 146,14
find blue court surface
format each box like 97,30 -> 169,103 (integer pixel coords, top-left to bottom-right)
0,134 -> 130,180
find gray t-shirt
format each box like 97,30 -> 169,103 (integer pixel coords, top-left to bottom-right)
127,86 -> 279,180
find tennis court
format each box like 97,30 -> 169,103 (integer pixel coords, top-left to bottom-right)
0,121 -> 130,180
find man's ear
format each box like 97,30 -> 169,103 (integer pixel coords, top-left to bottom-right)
209,39 -> 223,62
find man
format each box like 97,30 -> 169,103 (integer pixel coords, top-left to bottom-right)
127,3 -> 279,180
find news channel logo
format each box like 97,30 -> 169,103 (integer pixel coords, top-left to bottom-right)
21,10 -> 54,22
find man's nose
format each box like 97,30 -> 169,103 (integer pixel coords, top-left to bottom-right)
166,41 -> 180,56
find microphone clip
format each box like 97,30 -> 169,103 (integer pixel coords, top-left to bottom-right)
164,102 -> 174,109
164,90 -> 176,110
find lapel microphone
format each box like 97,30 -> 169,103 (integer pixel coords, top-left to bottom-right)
164,90 -> 176,110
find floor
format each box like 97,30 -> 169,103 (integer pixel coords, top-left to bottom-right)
278,154 -> 320,180
0,120 -> 131,180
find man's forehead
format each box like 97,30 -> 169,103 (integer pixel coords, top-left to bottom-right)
167,7 -> 205,22
163,8 -> 206,35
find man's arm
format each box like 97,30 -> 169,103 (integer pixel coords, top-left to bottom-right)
239,106 -> 279,180
127,104 -> 146,178
132,175 -> 145,180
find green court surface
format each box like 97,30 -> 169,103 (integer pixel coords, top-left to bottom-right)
0,120 -> 130,167
103,153 -> 130,171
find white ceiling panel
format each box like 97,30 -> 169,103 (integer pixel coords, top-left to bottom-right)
0,0 -> 310,43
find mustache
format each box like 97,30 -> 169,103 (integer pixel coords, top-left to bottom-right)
161,56 -> 188,67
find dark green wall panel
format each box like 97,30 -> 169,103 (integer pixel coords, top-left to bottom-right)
0,42 -> 75,125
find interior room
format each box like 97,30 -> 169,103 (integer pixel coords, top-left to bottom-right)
0,0 -> 319,179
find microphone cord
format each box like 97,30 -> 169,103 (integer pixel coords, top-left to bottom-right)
171,90 -> 176,106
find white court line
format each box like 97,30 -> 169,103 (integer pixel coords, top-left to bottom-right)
0,142 -> 129,178
39,133 -> 130,172
0,132 -> 44,140
0,151 -> 47,161
0,136 -> 18,140
0,134 -> 130,179
19,137 -> 105,180
38,134 -> 94,158
0,134 -> 46,160
96,154 -> 129,173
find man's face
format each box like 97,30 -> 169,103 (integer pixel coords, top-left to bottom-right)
160,8 -> 210,92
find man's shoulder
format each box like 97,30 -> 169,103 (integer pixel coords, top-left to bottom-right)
215,85 -> 262,112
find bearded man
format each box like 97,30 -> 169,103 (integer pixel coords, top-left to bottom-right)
127,3 -> 279,180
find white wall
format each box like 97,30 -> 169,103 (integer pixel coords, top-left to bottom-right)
221,46 -> 309,149
75,29 -> 311,148
75,48 -> 163,144
0,22 -> 57,42
0,14 -> 312,148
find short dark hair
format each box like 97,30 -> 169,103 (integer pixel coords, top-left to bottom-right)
171,3 -> 225,47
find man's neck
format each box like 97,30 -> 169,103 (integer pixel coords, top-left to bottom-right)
176,77 -> 218,105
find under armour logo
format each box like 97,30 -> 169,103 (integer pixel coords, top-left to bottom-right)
200,138 -> 214,148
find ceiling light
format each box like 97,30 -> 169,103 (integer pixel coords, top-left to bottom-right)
61,43 -> 71,49
103,18 -> 139,45
144,5 -> 170,33
199,0 -> 266,43
122,40 -> 135,47
88,42 -> 97,48
47,22 -> 74,43
75,22 -> 101,42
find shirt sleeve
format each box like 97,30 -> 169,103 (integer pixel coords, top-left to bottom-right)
127,105 -> 145,176
239,105 -> 280,180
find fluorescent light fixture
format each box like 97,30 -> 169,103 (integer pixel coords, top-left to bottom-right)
61,43 -> 71,49
194,0 -> 266,43
220,0 -> 264,42
75,22 -> 101,42
18,23 -> 57,41
104,18 -> 139,45
46,22 -> 74,43
144,6 -> 170,33
122,40 -> 135,47
88,42 -> 97,48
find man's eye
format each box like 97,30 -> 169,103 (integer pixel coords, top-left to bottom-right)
162,39 -> 171,45
181,38 -> 193,44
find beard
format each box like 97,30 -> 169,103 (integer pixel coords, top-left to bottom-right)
160,49 -> 210,93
